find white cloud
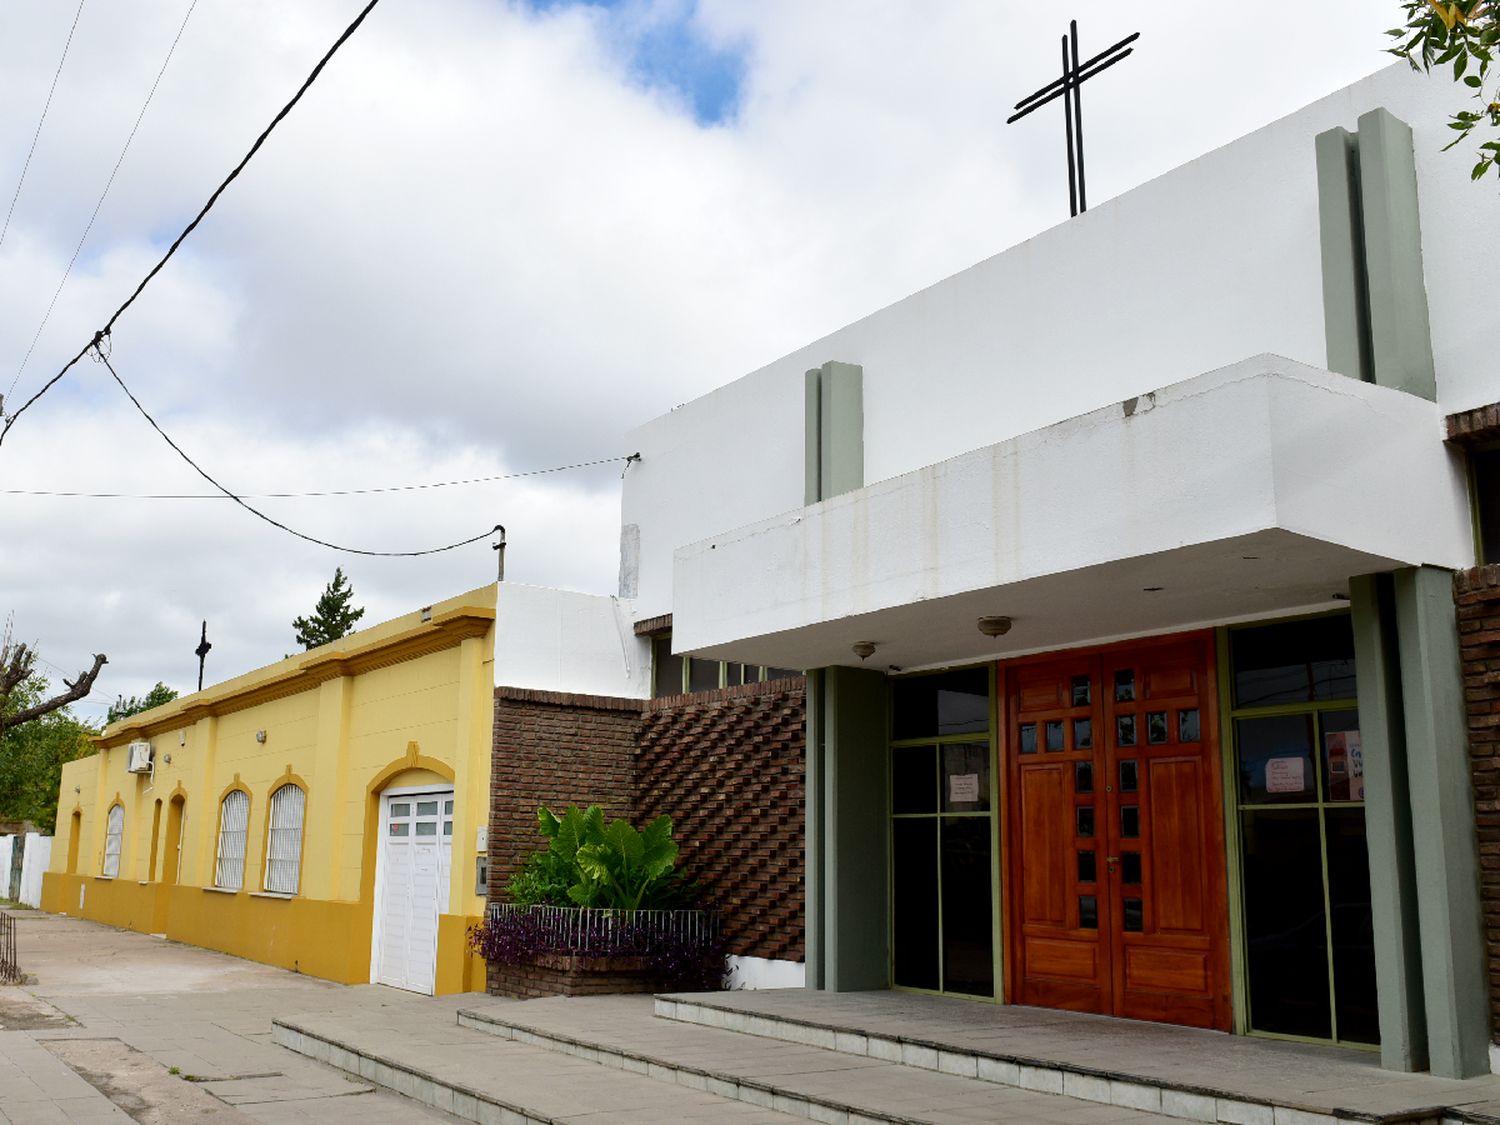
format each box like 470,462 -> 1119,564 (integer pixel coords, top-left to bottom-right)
0,0 -> 1402,703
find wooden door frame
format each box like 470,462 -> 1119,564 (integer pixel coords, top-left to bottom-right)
1000,629 -> 1231,1027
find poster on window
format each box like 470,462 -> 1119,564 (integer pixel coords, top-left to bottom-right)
1265,757 -> 1306,794
949,773 -> 981,804
1325,731 -> 1363,801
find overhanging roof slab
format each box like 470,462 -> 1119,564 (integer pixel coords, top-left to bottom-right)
671,355 -> 1471,670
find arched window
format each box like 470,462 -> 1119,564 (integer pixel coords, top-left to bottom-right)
102,804 -> 124,877
215,790 -> 250,890
264,784 -> 305,895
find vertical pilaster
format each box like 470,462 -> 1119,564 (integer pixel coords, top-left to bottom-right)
822,665 -> 888,991
1396,565 -> 1490,1076
450,634 -> 491,916
805,370 -> 823,507
187,715 -> 218,888
1315,126 -> 1372,382
818,362 -> 864,501
307,676 -> 353,900
1350,572 -> 1429,1071
804,669 -> 825,990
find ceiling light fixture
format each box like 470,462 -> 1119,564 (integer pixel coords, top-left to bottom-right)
977,616 -> 1013,637
851,641 -> 877,660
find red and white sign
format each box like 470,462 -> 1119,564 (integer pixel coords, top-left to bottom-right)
1265,757 -> 1306,794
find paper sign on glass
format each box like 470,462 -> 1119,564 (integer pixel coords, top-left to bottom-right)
1265,757 -> 1305,794
949,773 -> 981,803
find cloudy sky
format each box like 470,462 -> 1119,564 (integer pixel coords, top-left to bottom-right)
0,0 -> 1398,719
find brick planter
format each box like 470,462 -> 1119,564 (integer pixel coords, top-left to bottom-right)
487,953 -> 658,999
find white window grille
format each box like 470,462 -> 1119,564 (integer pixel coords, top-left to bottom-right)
263,784 -> 305,895
215,790 -> 250,890
102,805 -> 124,877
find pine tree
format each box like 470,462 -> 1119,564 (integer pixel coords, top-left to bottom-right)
292,567 -> 366,651
107,682 -> 178,724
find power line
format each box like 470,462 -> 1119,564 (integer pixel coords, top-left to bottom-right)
96,344 -> 502,557
0,0 -> 87,255
0,455 -> 632,500
7,0 -> 201,403
0,0 -> 384,448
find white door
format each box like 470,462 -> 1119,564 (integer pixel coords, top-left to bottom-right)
372,789 -> 453,993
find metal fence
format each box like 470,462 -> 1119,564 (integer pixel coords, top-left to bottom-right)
0,912 -> 19,985
485,902 -> 719,956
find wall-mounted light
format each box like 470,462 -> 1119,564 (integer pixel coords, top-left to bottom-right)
164,753 -> 172,765
851,641 -> 877,660
255,730 -> 267,744
179,730 -> 186,746
977,616 -> 1012,637
74,786 -> 80,794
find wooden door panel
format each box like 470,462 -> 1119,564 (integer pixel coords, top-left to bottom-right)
1147,757 -> 1205,934
1025,936 -> 1098,981
1019,765 -> 1067,925
1123,946 -> 1210,993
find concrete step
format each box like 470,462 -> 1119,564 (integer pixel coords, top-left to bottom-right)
271,1007 -> 804,1125
653,992 -> 1500,1125
456,993 -> 1192,1125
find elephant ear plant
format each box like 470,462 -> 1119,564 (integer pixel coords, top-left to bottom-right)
473,805 -> 726,991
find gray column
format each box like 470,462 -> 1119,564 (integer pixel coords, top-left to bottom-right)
1395,565 -> 1489,1077
804,669 -> 825,990
805,665 -> 888,991
1350,573 -> 1428,1071
1315,125 -> 1373,383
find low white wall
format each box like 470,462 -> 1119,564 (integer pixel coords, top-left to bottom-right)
491,582 -> 651,698
0,837 -> 12,902
727,955 -> 806,991
18,835 -> 51,908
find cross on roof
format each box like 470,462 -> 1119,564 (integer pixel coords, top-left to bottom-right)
1008,21 -> 1140,218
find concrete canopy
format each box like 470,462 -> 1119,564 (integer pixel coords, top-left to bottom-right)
670,355 -> 1472,672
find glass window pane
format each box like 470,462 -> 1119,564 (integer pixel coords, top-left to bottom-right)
1119,760 -> 1138,793
1074,761 -> 1093,794
1071,675 -> 1091,707
1326,807 -> 1378,1045
1117,715 -> 1137,746
1232,616 -> 1356,707
1121,806 -> 1140,838
416,822 -> 437,836
893,746 -> 938,814
1122,898 -> 1143,932
688,657 -> 721,693
444,800 -> 454,814
1238,714 -> 1316,804
416,801 -> 438,815
1077,806 -> 1095,838
1121,851 -> 1142,885
654,636 -> 684,698
1115,670 -> 1136,702
1073,718 -> 1092,749
1476,447 -> 1500,565
1147,712 -> 1168,744
1079,895 -> 1098,929
1019,723 -> 1037,754
1045,721 -> 1064,752
390,803 -> 410,818
443,821 -> 453,835
892,818 -> 940,991
726,663 -> 745,687
892,669 -> 990,740
942,742 -> 990,813
1077,851 -> 1097,883
389,822 -> 409,837
1322,710 -> 1363,803
1241,808 -> 1331,1039
766,667 -> 800,682
941,817 -> 994,997
1179,709 -> 1201,743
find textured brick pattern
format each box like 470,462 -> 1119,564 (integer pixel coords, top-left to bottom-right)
488,687 -> 643,896
636,678 -> 806,962
487,954 -> 657,998
1454,565 -> 1500,1039
1447,402 -> 1500,447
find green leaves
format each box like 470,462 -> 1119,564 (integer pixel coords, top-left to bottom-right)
292,567 -> 366,651
1388,0 -> 1500,182
507,804 -> 687,910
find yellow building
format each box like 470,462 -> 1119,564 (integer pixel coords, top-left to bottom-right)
41,585 -> 496,995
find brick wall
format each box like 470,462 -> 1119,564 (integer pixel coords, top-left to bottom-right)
1454,565 -> 1500,1039
487,688 -> 642,896
487,676 -> 807,967
635,678 -> 806,962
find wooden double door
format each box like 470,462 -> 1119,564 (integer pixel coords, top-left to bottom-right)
1003,634 -> 1231,1029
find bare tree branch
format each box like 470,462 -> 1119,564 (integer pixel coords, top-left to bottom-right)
0,618 -> 107,736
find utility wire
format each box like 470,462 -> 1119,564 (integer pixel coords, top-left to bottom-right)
1,456 -> 632,500
7,0 -> 200,403
0,0 -> 87,255
96,346 -> 501,557
0,0 -> 383,447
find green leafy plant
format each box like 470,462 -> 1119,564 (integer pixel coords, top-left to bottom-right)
505,804 -> 693,910
1389,1 -> 1500,179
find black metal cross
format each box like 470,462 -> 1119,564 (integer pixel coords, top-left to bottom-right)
195,620 -> 212,692
1007,21 -> 1140,217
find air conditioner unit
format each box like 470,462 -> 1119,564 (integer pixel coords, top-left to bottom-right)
126,742 -> 154,774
